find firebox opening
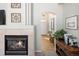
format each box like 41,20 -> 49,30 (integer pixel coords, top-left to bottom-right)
5,35 -> 28,55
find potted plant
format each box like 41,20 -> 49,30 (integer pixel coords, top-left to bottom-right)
53,29 -> 67,40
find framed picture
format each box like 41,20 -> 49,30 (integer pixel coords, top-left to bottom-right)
48,12 -> 55,30
11,3 -> 21,8
51,18 -> 54,30
65,15 -> 78,29
11,13 -> 21,23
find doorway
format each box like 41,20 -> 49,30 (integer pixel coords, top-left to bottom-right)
41,12 -> 56,55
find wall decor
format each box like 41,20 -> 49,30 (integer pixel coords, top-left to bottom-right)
51,18 -> 54,30
11,3 -> 21,8
48,12 -> 55,31
0,10 -> 6,25
65,15 -> 78,29
11,13 -> 21,23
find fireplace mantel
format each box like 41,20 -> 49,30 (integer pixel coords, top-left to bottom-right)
0,25 -> 35,56
0,25 -> 34,29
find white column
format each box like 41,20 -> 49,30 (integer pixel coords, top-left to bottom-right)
26,3 -> 32,25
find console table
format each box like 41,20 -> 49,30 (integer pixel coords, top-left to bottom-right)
56,40 -> 79,56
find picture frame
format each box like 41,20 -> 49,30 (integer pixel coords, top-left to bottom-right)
65,15 -> 78,29
48,12 -> 55,30
11,13 -> 21,23
11,3 -> 21,8
51,18 -> 54,30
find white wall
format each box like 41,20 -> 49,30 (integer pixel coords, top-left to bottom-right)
0,3 -> 7,26
63,3 -> 79,42
25,3 -> 33,25
0,3 -> 7,10
0,3 -> 26,27
56,4 -> 64,30
7,3 -> 26,27
33,3 -> 64,51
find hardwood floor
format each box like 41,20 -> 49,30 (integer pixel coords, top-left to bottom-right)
40,35 -> 57,56
41,36 -> 54,52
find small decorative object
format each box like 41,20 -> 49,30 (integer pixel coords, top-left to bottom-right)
65,15 -> 78,29
64,34 -> 72,44
11,13 -> 21,23
11,3 -> 21,8
69,39 -> 78,47
73,42 -> 78,47
64,34 -> 78,47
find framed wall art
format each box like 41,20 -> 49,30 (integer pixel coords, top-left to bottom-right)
11,3 -> 21,8
65,15 -> 78,29
48,12 -> 55,31
11,13 -> 21,23
0,10 -> 6,25
51,18 -> 54,30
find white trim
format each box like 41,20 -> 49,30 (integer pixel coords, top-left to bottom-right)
0,26 -> 35,56
26,3 -> 29,25
26,3 -> 32,25
35,50 -> 42,53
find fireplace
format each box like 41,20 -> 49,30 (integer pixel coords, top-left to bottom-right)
5,35 -> 28,55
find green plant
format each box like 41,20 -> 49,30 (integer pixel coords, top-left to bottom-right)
53,29 -> 67,39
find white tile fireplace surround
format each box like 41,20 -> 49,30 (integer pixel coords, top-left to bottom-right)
0,26 -> 35,56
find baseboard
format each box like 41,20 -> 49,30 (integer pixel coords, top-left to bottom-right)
35,50 -> 42,53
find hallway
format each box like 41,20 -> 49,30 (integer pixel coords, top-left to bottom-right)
41,35 -> 57,56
